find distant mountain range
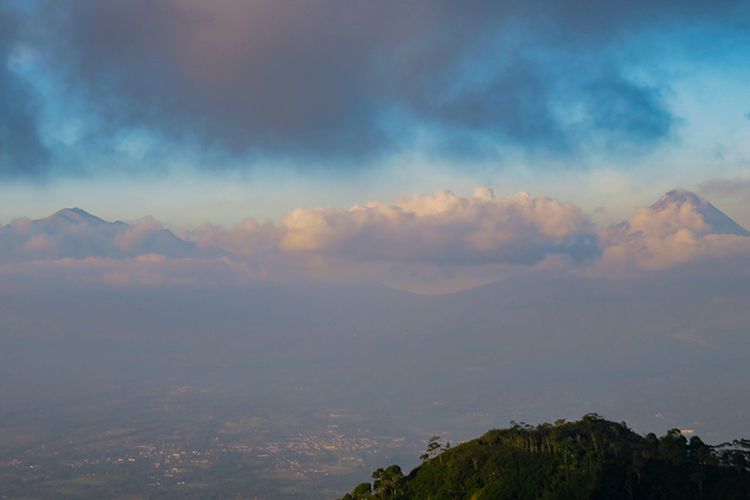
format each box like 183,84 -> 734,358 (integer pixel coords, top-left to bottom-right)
613,189 -> 750,238
0,207 -> 216,262
0,190 -> 747,264
650,190 -> 749,236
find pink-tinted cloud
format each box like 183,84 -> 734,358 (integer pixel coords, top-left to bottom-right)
0,208 -> 201,262
3,188 -> 750,292
189,218 -> 281,258
278,188 -> 597,264
594,190 -> 750,274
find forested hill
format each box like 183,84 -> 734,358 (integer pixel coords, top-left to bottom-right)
341,415 -> 750,500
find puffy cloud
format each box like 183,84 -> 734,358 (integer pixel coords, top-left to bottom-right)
24,234 -> 56,253
3,188 -> 750,292
278,188 -> 598,265
177,187 -> 600,292
0,208 -> 204,262
597,231 -> 750,273
0,207 -> 266,289
594,190 -> 750,272
7,0 -> 743,178
189,218 -> 281,258
114,216 -> 163,251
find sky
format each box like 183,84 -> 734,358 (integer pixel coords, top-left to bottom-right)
1,0 -> 750,295
3,2 -> 750,473
0,0 -> 749,228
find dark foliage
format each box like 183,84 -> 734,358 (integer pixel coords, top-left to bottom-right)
342,414 -> 750,500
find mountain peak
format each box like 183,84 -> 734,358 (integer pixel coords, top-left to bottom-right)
651,189 -> 707,210
46,208 -> 108,226
648,189 -> 749,237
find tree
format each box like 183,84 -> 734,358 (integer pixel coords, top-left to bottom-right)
342,416 -> 750,500
372,465 -> 404,498
420,435 -> 442,463
341,482 -> 371,499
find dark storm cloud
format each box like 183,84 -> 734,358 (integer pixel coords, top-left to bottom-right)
582,77 -> 674,148
0,5 -> 47,177
6,0 -> 749,174
42,0 -> 435,158
407,58 -> 570,153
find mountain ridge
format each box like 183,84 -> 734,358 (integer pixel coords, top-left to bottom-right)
0,207 -> 209,262
342,415 -> 750,499
648,189 -> 749,236
44,207 -> 111,226
2,190 -> 747,266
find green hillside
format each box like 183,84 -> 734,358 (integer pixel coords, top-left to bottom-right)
342,414 -> 750,500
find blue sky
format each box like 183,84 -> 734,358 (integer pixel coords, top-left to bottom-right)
1,1 -> 749,226
4,3 -> 750,470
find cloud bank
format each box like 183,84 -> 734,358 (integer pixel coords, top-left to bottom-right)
0,5 -> 47,176
2,188 -> 749,291
277,188 -> 597,264
0,208 -> 206,262
2,1 -> 748,176
595,190 -> 750,274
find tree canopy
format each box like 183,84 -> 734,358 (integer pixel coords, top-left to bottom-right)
342,414 -> 750,500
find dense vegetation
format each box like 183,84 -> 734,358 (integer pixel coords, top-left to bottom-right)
342,414 -> 750,499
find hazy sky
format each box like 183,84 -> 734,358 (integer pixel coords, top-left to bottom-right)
0,0 -> 749,226
3,2 -> 750,465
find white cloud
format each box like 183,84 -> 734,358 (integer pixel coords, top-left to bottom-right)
114,216 -> 164,252
3,188 -> 750,291
277,188 -> 598,264
594,190 -> 750,273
